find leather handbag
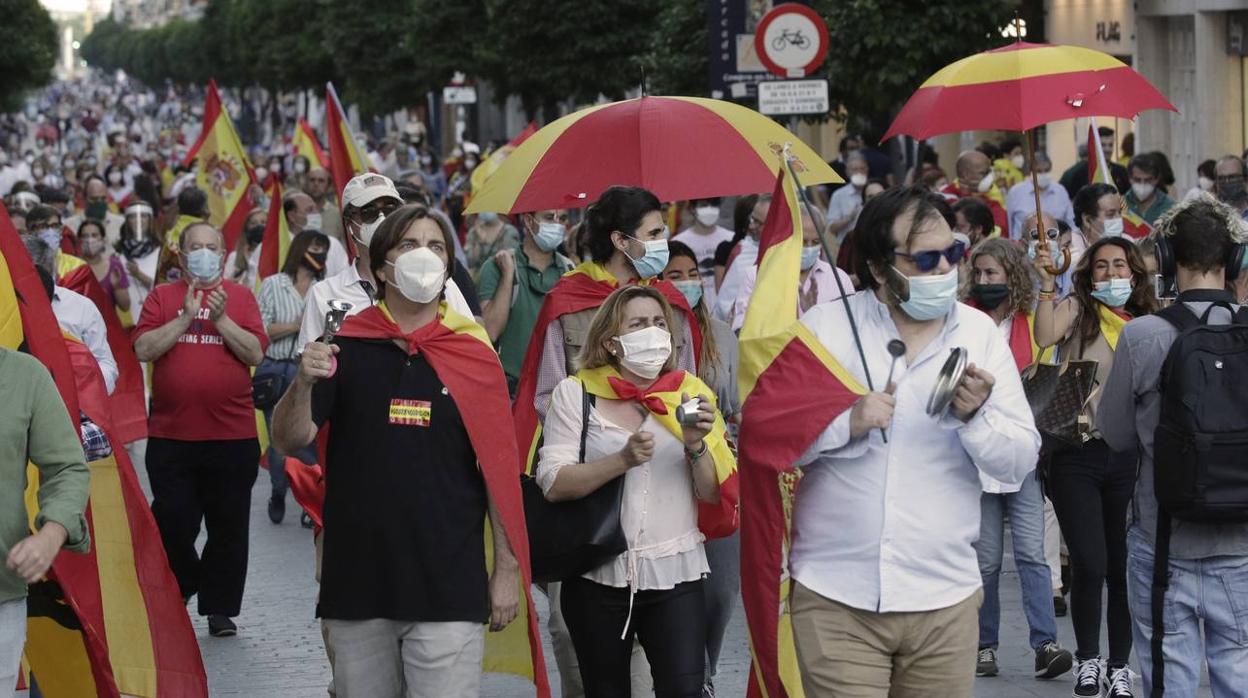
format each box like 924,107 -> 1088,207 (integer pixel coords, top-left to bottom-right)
1022,350 -> 1099,449
521,384 -> 627,584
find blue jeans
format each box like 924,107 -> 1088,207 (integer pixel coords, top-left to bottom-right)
975,470 -> 1059,650
1126,525 -> 1248,698
259,358 -> 316,498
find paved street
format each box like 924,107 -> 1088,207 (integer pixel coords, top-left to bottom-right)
158,464 -> 1211,697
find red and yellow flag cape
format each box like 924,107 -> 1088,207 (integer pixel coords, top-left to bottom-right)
963,304 -> 1051,372
510,261 -> 702,468
56,254 -> 148,444
182,80 -> 256,250
292,117 -> 330,170
331,302 -> 550,697
576,365 -> 738,538
738,169 -> 867,698
1098,302 -> 1129,351
2,206 -> 207,698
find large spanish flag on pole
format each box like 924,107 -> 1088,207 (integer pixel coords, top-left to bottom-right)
325,82 -> 374,200
738,168 -> 866,698
292,117 -> 330,170
1,206 -> 208,698
182,80 -> 256,250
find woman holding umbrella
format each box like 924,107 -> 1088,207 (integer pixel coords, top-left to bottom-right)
1032,234 -> 1155,698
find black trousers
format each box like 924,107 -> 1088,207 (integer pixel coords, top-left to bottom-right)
1047,438 -> 1135,666
146,437 -> 259,617
561,575 -> 706,698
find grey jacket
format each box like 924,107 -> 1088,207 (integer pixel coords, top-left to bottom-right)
1098,294 -> 1248,559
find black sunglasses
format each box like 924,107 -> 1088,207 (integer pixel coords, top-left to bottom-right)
893,240 -> 966,273
1027,227 -> 1059,241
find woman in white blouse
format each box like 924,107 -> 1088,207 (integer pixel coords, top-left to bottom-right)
537,285 -> 728,698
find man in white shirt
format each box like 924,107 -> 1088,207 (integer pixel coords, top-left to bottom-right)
789,186 -> 1040,695
298,174 -> 473,348
672,197 -> 733,310
284,191 -> 350,277
1005,151 -> 1076,241
23,236 -> 118,394
825,152 -> 869,244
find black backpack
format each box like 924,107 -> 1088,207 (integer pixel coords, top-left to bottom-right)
1148,299 -> 1248,697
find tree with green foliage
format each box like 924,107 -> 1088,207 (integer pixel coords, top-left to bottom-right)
810,0 -> 1019,136
639,0 -> 709,97
0,0 -> 59,111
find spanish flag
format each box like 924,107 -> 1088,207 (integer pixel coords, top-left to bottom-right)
56,254 -> 148,445
333,302 -> 551,696
1123,207 -> 1153,240
256,179 -> 291,283
182,80 -> 256,250
2,206 -> 208,698
1087,119 -> 1114,187
325,82 -> 374,200
292,117 -> 330,170
738,169 -> 866,698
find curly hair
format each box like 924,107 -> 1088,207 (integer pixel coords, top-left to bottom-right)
962,238 -> 1036,316
1071,237 -> 1157,345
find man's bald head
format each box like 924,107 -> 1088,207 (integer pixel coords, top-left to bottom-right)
179,221 -> 225,252
956,150 -> 990,179
306,168 -> 332,199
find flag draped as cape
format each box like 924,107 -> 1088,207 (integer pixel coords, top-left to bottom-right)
2,205 -> 207,698
331,302 -> 550,696
738,169 -> 867,698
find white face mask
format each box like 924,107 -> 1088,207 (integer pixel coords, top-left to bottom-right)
355,212 -> 385,248
305,212 -> 323,232
613,325 -> 672,379
694,206 -> 719,227
1101,216 -> 1124,238
1199,176 -> 1215,192
1036,173 -> 1051,190
387,247 -> 446,304
850,173 -> 868,188
1011,154 -> 1026,170
1131,182 -> 1156,201
976,171 -> 996,193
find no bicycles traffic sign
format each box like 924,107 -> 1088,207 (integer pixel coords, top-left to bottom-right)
753,3 -> 830,79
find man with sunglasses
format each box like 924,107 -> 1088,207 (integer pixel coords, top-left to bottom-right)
787,186 -> 1040,696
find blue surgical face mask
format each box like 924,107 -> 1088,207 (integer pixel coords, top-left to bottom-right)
37,227 -> 61,252
534,221 -> 565,252
1101,216 -> 1124,238
673,279 -> 703,308
800,245 -> 820,271
891,266 -> 959,321
1092,277 -> 1132,308
1027,239 -> 1060,263
185,248 -> 222,283
624,236 -> 669,279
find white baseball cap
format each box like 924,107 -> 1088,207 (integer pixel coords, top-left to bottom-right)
342,173 -> 401,209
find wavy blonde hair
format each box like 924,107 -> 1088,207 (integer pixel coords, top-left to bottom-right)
576,285 -> 678,375
961,238 -> 1036,316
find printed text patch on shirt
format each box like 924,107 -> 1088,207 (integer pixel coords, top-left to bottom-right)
389,399 -> 431,426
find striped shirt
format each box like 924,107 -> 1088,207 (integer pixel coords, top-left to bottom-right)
258,273 -> 308,360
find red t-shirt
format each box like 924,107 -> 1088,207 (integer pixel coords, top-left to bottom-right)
134,279 -> 269,441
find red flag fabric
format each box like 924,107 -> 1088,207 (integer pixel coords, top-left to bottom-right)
57,261 -> 147,444
256,179 -> 287,282
324,82 -> 372,200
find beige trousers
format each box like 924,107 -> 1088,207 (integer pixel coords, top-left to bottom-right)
791,582 -> 981,698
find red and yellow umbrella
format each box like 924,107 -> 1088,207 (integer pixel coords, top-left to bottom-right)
882,41 -> 1175,142
465,96 -> 840,214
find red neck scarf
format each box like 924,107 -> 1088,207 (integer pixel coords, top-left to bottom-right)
605,372 -> 686,415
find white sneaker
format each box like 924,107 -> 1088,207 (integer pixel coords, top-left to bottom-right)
1105,666 -> 1135,698
1073,657 -> 1104,697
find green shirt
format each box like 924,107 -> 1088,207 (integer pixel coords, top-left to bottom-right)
1125,188 -> 1175,225
477,246 -> 571,379
0,348 -> 90,603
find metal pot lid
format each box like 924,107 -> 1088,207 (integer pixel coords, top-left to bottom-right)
927,346 -> 968,416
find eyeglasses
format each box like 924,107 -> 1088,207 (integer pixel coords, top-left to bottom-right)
893,240 -> 966,272
1027,227 -> 1059,241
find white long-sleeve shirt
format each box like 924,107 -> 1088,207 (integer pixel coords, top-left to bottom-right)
791,291 -> 1039,613
52,286 -> 118,394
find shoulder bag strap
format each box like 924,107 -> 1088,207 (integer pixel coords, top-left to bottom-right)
579,382 -> 591,464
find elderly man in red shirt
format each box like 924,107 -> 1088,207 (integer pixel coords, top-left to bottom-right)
134,221 -> 267,638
